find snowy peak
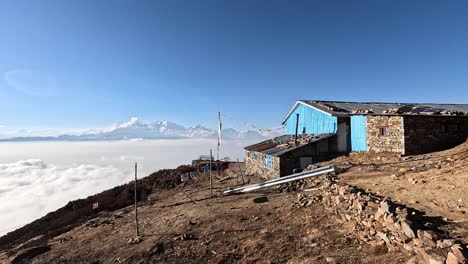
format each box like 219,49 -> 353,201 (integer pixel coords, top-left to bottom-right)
149,121 -> 186,134
185,124 -> 215,138
107,117 -> 140,131
0,118 -> 284,142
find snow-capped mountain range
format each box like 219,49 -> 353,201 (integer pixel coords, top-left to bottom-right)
0,118 -> 283,141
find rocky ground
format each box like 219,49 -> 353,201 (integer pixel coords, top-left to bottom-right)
324,140 -> 468,243
1,141 -> 467,264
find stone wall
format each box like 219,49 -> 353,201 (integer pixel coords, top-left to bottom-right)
298,176 -> 467,264
245,150 -> 280,180
403,116 -> 468,155
366,116 -> 405,154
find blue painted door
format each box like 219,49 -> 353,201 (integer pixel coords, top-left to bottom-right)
351,115 -> 367,151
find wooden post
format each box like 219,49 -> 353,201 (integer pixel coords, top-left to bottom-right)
209,149 -> 213,197
134,162 -> 140,237
217,112 -> 221,161
237,158 -> 245,184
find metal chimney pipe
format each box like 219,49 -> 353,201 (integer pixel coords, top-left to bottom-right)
295,113 -> 299,145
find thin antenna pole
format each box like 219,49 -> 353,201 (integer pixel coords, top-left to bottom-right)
209,149 -> 213,197
134,162 -> 140,237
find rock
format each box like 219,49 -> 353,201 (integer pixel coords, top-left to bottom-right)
148,243 -> 164,255
403,243 -> 413,252
127,237 -> 142,244
417,230 -> 434,240
11,245 -> 51,264
413,238 -> 423,247
446,252 -> 460,264
406,257 -> 418,264
437,239 -> 455,249
345,214 -> 352,221
173,233 -> 197,241
376,231 -> 390,244
384,213 -> 396,224
325,257 -> 335,263
450,244 -> 465,263
415,248 -> 446,264
400,220 -> 416,239
380,201 -> 391,214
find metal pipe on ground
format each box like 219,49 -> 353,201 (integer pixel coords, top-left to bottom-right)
224,167 -> 334,194
224,166 -> 331,194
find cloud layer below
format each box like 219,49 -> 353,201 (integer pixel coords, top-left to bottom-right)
0,138 -> 251,235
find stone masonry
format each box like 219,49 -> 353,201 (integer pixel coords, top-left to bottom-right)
245,150 -> 280,180
403,116 -> 468,155
366,116 -> 405,154
298,175 -> 467,264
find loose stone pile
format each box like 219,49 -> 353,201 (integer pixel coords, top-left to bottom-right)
297,177 -> 467,264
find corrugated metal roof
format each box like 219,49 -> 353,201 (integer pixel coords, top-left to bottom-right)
299,100 -> 468,116
244,134 -> 335,157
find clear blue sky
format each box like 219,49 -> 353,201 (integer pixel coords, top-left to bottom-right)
0,0 -> 467,131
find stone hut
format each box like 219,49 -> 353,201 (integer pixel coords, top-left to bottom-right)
245,134 -> 335,179
245,100 -> 468,178
281,100 -> 468,156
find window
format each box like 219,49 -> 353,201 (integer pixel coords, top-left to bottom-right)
253,152 -> 258,160
379,127 -> 388,137
265,154 -> 274,170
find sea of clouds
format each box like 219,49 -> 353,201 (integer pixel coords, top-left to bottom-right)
0,139 -> 251,236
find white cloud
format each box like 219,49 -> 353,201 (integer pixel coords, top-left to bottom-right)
4,69 -> 57,96
0,159 -> 131,235
0,139 -> 254,235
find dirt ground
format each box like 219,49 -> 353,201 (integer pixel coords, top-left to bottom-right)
2,141 -> 467,263
320,140 -> 468,244
6,171 -> 410,264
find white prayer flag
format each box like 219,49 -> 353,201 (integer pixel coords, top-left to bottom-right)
217,112 -> 222,146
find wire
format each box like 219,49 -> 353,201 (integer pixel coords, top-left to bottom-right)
220,112 -> 285,134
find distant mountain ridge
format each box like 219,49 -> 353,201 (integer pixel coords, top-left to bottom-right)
0,118 -> 283,142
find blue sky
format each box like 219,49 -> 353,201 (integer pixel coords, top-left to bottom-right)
0,0 -> 467,133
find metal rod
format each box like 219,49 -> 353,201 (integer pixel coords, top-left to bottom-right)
224,166 -> 331,193
295,113 -> 299,145
134,162 -> 139,237
224,167 -> 334,194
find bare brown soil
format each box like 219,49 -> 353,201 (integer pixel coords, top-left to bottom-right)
2,166 -> 412,264
25,177 -> 409,264
2,141 -> 467,263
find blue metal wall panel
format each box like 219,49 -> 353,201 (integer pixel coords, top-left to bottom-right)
284,103 -> 337,135
351,115 -> 367,151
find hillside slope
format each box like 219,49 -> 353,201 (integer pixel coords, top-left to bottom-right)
2,172 -> 410,264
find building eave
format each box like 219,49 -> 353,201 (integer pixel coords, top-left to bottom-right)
281,100 -> 334,125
